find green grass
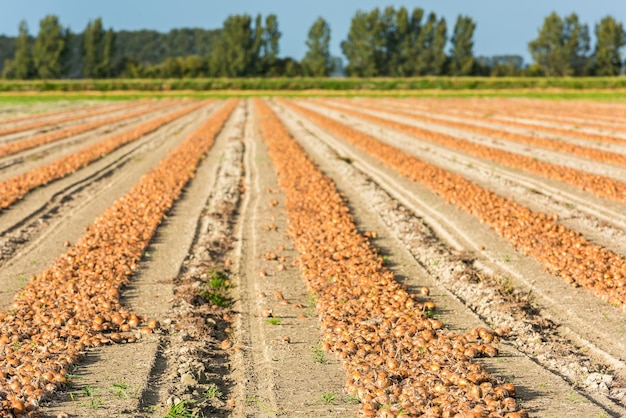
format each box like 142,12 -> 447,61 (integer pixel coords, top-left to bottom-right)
165,399 -> 195,418
312,345 -> 327,364
321,392 -> 337,405
1,77 -> 626,100
198,269 -> 232,307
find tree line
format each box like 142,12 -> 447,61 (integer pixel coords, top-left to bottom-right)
1,8 -> 625,79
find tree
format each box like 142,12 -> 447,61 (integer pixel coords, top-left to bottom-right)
33,15 -> 69,79
449,16 -> 476,75
83,18 -> 104,77
210,14 -> 253,76
13,20 -> 35,79
414,13 -> 447,75
98,29 -> 115,77
263,14 -> 281,75
529,12 -> 591,76
341,10 -> 381,76
206,13 -> 285,77
302,17 -> 332,76
594,16 -> 626,76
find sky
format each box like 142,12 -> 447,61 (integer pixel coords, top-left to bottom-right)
2,0 -> 626,65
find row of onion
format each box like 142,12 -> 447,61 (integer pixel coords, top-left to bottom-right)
0,99 -> 237,416
284,99 -> 626,310
256,99 -> 525,417
0,100 -> 206,210
315,100 -> 626,204
353,98 -> 626,169
0,99 -> 181,159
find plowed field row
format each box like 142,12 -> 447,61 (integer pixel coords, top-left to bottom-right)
410,97 -> 626,128
0,100 -> 181,159
0,101 -> 148,138
0,102 -> 126,130
0,100 -> 236,416
344,98 -> 626,168
0,97 -> 624,417
314,100 -> 626,203
285,100 -> 626,308
0,100 -> 206,210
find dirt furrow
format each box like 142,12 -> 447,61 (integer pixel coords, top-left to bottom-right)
0,100 -> 207,210
0,100 -> 179,159
227,100 -> 358,417
415,97 -> 626,129
0,100 -> 236,417
0,102 -> 128,129
0,101 -> 132,137
280,100 -> 624,358
0,102 -> 187,180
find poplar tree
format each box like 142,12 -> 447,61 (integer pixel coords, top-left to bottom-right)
263,14 -> 280,75
99,29 -> 116,77
13,20 -> 34,79
450,15 -> 476,75
83,18 -> 104,78
302,17 -> 332,76
341,10 -> 380,76
594,16 -> 626,76
529,12 -> 590,76
33,15 -> 68,79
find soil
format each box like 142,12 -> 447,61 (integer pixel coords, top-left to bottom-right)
0,97 -> 625,417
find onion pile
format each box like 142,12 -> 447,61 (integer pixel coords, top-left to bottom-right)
0,99 -> 181,159
315,100 -> 626,203
284,100 -> 626,309
256,99 -> 527,417
0,100 -> 208,210
0,100 -> 237,416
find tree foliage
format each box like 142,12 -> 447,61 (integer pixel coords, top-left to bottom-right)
341,7 -> 449,77
594,16 -> 626,76
33,15 -> 69,79
208,13 -> 281,77
528,12 -> 591,76
450,15 -> 476,76
302,17 -> 333,77
83,18 -> 104,78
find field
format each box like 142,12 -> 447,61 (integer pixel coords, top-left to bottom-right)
0,95 -> 625,417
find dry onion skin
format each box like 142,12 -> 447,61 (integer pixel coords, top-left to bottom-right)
0,101 -> 139,137
0,99 -> 183,160
316,100 -> 626,204
255,99 -> 527,417
0,99 -> 237,416
284,99 -> 626,309
348,98 -> 626,170
0,99 -> 207,210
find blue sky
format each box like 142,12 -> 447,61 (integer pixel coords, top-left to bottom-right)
2,1 -> 626,65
